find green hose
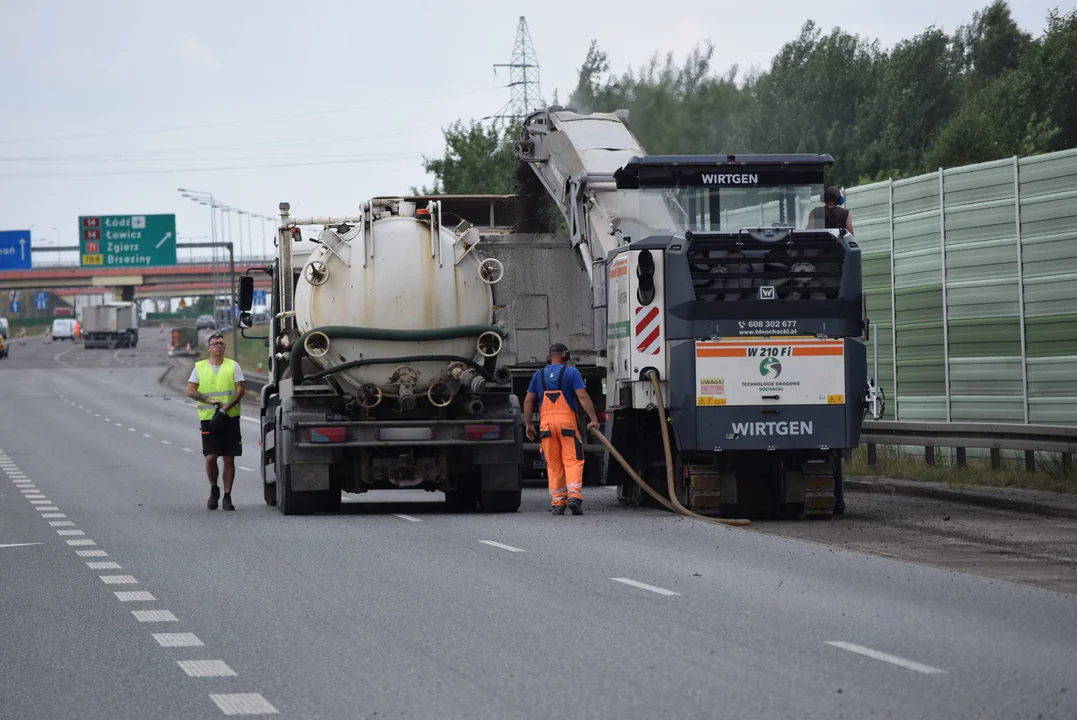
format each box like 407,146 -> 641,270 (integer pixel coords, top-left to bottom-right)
289,325 -> 506,385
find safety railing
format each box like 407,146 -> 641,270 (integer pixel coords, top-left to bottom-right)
859,420 -> 1077,472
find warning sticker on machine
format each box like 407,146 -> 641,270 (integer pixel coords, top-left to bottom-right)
695,339 -> 846,407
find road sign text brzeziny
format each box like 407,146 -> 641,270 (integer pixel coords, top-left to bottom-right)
79,214 -> 177,268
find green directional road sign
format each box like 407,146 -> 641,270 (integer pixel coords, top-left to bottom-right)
79,214 -> 177,268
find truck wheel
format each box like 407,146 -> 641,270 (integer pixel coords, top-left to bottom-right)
276,467 -> 314,516
479,487 -> 522,513
263,481 -> 277,506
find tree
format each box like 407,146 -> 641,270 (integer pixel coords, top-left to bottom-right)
411,118 -> 520,195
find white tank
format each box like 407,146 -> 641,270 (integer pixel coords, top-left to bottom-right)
292,202 -> 496,399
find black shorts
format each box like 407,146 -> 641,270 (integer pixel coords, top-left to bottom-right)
200,415 -> 243,457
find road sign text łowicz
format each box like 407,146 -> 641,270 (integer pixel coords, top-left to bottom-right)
79,214 -> 177,268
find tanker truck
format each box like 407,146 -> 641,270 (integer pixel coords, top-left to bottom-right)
237,198 -> 527,515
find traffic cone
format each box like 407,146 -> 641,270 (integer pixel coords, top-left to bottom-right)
257,362 -> 263,374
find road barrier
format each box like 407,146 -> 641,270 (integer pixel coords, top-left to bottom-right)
860,420 -> 1077,472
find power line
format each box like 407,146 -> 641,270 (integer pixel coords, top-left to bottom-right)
0,86 -> 506,145
0,154 -> 425,178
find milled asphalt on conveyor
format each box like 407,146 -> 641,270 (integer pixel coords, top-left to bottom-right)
1,340 -> 1075,719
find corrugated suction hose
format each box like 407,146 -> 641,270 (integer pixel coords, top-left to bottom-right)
588,370 -> 750,528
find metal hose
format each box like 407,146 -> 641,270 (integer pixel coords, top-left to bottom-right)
588,369 -> 750,528
290,325 -> 506,385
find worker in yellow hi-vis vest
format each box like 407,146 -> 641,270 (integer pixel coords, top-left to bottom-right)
185,332 -> 246,511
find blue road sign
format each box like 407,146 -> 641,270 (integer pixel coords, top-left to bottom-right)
253,290 -> 267,305
0,230 -> 32,270
9,299 -> 20,313
34,292 -> 49,310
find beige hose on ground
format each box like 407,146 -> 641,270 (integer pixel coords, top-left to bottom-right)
588,370 -> 750,528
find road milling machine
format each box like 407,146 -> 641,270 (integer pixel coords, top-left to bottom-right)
515,107 -> 884,517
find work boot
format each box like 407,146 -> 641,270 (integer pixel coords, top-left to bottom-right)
568,499 -> 583,516
222,493 -> 234,512
207,485 -> 220,510
551,504 -> 566,515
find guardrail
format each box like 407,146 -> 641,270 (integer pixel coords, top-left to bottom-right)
860,420 -> 1077,472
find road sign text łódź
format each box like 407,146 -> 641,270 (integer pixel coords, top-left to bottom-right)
79,214 -> 177,268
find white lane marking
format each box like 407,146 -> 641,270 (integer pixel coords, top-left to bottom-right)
21,488 -> 40,493
237,466 -> 256,472
57,530 -> 85,536
26,494 -> 47,499
104,418 -> 111,422
128,428 -> 136,432
209,693 -> 278,715
115,423 -> 123,427
42,513 -> 67,519
0,543 -> 43,549
162,440 -> 172,445
100,575 -> 138,584
115,590 -> 155,601
78,405 -> 84,410
29,500 -> 52,505
182,448 -> 193,453
77,549 -> 107,557
133,609 -> 178,622
393,514 -> 422,523
824,642 -> 947,675
49,521 -> 76,527
67,539 -> 96,546
94,414 -> 101,418
178,660 -> 237,678
36,506 -> 60,512
479,540 -> 526,553
610,578 -> 682,597
87,561 -> 121,569
153,632 -> 204,647
143,433 -> 152,438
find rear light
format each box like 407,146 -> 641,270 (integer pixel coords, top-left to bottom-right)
464,424 -> 501,440
310,427 -> 347,443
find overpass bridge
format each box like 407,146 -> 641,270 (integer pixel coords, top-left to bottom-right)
0,260 -> 274,293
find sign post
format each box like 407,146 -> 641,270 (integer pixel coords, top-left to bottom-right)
0,230 -> 32,270
78,214 -> 177,268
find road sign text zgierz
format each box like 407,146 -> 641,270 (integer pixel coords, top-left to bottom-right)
78,214 -> 177,268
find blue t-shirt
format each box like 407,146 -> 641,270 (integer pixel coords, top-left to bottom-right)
528,364 -> 585,412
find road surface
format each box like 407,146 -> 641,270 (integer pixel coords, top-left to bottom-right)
1,333 -> 1075,719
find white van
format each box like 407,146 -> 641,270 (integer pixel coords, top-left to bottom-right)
52,318 -> 76,341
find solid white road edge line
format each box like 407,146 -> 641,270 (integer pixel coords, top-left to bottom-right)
393,514 -> 422,522
0,543 -> 44,549
610,578 -> 682,597
479,540 -> 525,553
824,641 -> 947,675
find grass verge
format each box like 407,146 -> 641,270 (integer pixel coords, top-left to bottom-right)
845,444 -> 1077,494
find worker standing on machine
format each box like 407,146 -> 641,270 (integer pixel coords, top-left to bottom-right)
523,342 -> 600,516
808,186 -> 854,234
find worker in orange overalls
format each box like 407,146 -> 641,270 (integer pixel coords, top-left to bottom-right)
524,343 -> 600,515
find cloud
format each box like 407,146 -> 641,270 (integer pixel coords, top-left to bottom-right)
177,37 -> 219,68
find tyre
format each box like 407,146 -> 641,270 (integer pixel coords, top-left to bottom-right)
276,466 -> 313,515
479,487 -> 522,513
263,481 -> 277,506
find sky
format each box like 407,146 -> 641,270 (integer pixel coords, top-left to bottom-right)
0,0 -> 1064,265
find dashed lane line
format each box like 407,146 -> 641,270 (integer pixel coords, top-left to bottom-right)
0,543 -> 44,549
87,561 -> 122,570
143,433 -> 152,438
115,591 -> 155,601
393,514 -> 422,523
100,575 -> 138,585
479,540 -> 526,553
49,521 -> 76,527
153,633 -> 204,648
209,693 -> 279,716
237,466 -> 256,473
133,610 -> 179,623
824,641 -> 947,675
77,550 -> 108,557
36,506 -> 60,512
66,539 -> 96,546
57,530 -> 86,536
610,578 -> 682,597
179,660 -> 237,678
162,440 -> 172,445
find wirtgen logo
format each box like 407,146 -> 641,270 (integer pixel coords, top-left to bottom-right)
759,357 -> 782,378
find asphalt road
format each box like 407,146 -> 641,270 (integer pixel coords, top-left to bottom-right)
1,333 -> 1075,719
